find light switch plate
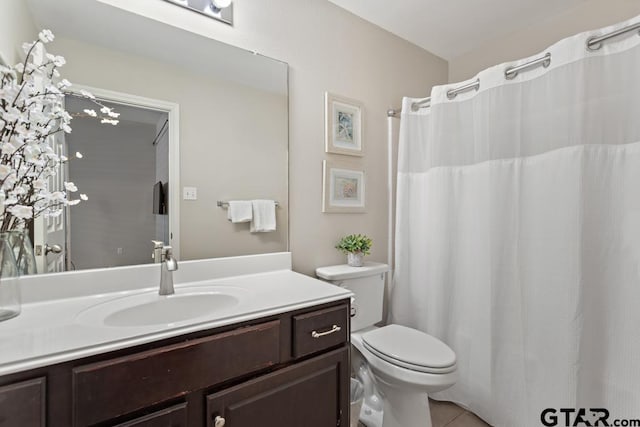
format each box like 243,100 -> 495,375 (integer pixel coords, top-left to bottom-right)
183,186 -> 197,200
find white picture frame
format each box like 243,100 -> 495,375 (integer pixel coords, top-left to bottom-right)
322,160 -> 365,213
325,92 -> 364,156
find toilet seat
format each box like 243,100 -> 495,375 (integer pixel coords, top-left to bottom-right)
362,324 -> 457,374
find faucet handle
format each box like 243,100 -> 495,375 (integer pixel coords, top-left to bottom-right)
162,246 -> 175,263
162,246 -> 178,271
152,240 -> 164,249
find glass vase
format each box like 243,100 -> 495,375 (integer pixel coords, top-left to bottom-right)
0,234 -> 21,322
2,230 -> 37,276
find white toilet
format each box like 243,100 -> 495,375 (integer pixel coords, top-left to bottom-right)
316,262 -> 457,427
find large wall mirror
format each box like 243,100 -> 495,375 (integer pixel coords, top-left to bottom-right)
1,0 -> 289,274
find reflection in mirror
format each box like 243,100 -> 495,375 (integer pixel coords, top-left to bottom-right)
1,0 -> 289,274
65,97 -> 170,271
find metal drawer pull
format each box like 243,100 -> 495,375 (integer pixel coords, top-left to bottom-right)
311,325 -> 342,338
214,415 -> 226,427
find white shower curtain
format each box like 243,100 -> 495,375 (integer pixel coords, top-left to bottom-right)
391,16 -> 640,427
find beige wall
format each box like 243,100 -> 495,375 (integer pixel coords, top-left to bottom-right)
449,0 -> 640,82
96,0 -> 448,275
52,37 -> 289,260
0,0 -> 37,65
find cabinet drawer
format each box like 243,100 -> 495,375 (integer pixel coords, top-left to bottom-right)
114,403 -> 188,427
292,304 -> 348,358
0,377 -> 46,427
73,320 -> 280,426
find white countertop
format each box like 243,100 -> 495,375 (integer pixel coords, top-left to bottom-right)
0,253 -> 352,376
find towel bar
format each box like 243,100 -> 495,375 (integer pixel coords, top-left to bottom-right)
217,200 -> 280,208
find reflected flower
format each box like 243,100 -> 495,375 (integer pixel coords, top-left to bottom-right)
0,30 -> 117,230
38,29 -> 55,43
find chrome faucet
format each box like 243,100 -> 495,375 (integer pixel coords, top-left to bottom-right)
159,245 -> 178,296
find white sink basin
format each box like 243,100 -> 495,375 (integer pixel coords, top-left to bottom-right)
76,286 -> 248,327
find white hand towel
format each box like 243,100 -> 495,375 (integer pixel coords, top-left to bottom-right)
227,201 -> 253,223
250,200 -> 277,233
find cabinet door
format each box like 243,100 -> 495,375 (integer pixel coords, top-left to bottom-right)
207,347 -> 349,427
0,377 -> 46,427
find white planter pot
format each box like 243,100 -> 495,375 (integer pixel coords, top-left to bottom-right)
347,252 -> 364,267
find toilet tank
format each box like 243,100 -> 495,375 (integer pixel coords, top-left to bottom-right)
315,262 -> 389,332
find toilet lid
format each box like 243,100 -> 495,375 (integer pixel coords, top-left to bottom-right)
362,325 -> 456,373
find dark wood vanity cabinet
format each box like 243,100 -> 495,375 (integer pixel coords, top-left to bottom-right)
0,377 -> 46,427
206,348 -> 348,427
113,403 -> 188,427
0,299 -> 350,427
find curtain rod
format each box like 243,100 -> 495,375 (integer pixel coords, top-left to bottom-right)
446,79 -> 480,100
408,78 -> 479,111
587,21 -> 640,51
408,20 -> 640,112
505,52 -> 551,80
152,119 -> 169,146
411,97 -> 431,111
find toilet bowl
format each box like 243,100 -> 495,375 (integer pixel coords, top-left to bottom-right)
352,325 -> 457,427
315,263 -> 458,427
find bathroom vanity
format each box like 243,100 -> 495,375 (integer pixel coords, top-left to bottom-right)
0,254 -> 352,427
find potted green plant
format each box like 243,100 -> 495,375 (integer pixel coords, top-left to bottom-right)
335,234 -> 372,267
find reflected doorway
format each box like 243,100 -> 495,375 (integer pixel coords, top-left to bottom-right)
31,87 -> 180,273
65,95 -> 169,270
60,95 -> 170,270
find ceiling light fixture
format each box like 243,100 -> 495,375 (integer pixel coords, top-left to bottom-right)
163,0 -> 233,26
210,0 -> 232,10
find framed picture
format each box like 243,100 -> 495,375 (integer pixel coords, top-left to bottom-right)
325,92 -> 363,156
322,160 -> 365,213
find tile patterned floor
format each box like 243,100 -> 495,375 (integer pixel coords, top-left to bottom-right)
358,399 -> 491,427
430,400 -> 490,427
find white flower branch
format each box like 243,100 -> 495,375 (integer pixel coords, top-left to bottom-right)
0,29 -> 118,232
